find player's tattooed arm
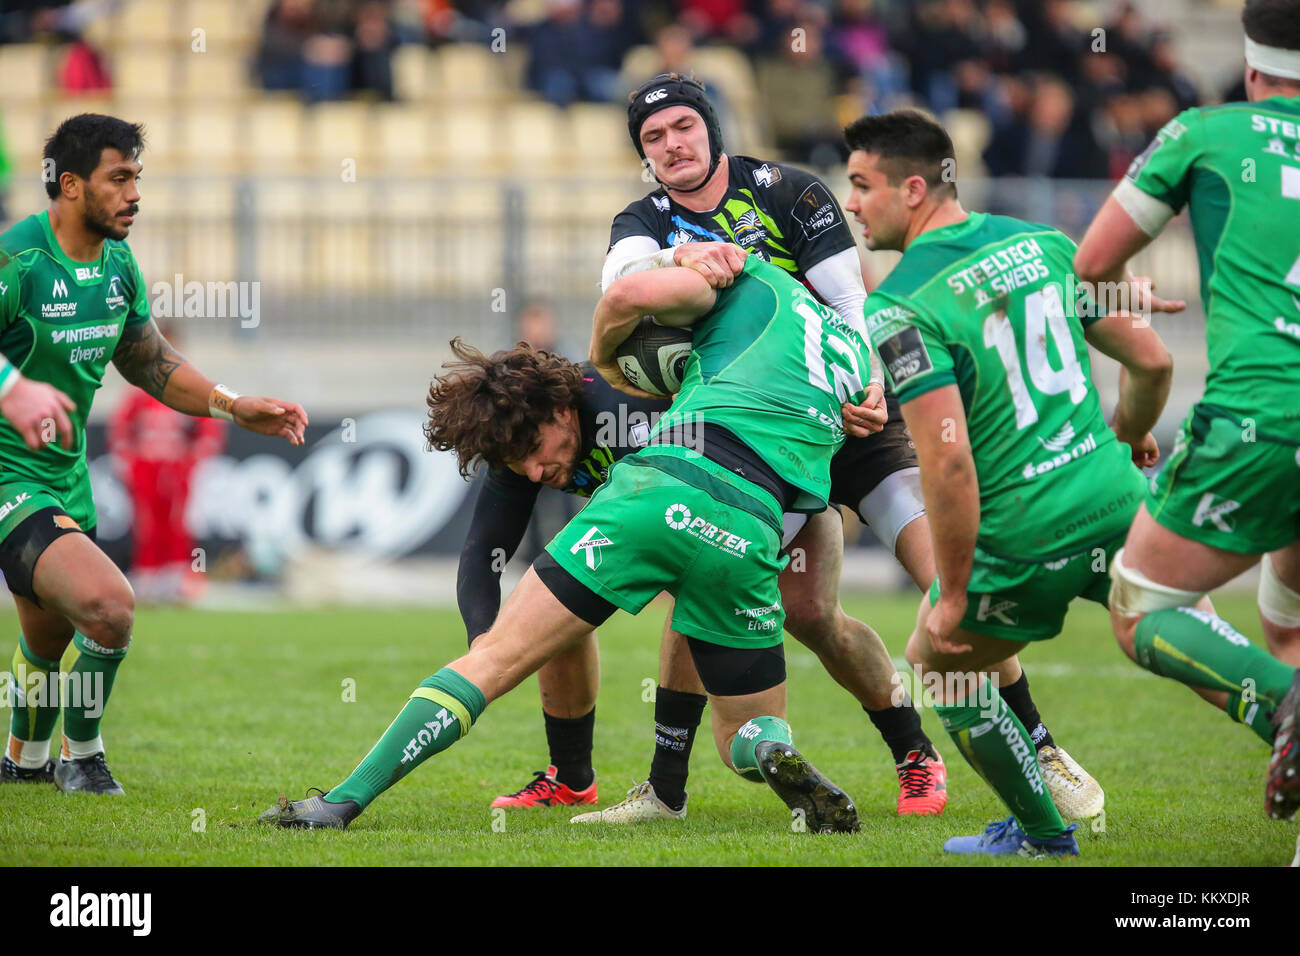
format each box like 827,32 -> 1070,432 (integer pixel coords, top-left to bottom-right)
112,318 -> 187,401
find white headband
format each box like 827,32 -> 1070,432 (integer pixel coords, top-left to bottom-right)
1245,36 -> 1300,81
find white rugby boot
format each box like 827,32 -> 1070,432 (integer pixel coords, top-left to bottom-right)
1038,745 -> 1105,820
569,781 -> 686,824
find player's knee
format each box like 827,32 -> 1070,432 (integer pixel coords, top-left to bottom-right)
1110,609 -> 1140,660
1265,629 -> 1300,668
903,631 -> 926,672
78,588 -> 134,648
716,734 -> 741,775
783,599 -> 839,653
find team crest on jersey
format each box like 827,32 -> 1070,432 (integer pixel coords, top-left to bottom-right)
733,210 -> 768,247
105,274 -> 126,310
753,164 -> 782,188
877,326 -> 933,387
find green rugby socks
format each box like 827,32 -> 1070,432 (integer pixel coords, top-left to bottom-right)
1225,687 -> 1275,744
7,636 -> 61,768
937,682 -> 1065,841
60,632 -> 126,757
1133,608 -> 1295,723
327,668 -> 486,809
728,715 -> 793,783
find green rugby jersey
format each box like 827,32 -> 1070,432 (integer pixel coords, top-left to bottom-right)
865,212 -> 1141,560
651,255 -> 871,514
1116,96 -> 1300,436
0,210 -> 151,480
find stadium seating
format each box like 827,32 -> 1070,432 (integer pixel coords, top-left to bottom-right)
0,44 -> 49,102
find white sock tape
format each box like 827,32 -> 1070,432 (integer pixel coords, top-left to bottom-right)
1108,548 -> 1205,617
1259,554 -> 1300,629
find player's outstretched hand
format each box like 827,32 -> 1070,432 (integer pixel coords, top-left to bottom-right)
924,594 -> 972,656
675,241 -> 748,289
1121,431 -> 1160,469
0,375 -> 77,451
841,382 -> 887,437
232,396 -> 309,446
591,356 -> 661,400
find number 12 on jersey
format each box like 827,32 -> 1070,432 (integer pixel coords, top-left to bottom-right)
798,300 -> 865,403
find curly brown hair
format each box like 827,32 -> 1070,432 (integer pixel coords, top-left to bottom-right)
425,338 -> 587,477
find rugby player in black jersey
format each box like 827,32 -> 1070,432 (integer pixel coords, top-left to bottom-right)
466,76 -> 1102,823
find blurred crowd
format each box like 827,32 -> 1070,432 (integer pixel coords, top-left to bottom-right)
3,0 -> 1224,177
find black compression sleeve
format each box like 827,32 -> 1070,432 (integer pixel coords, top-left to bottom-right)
456,470 -> 542,646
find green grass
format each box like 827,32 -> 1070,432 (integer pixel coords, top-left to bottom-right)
0,593 -> 1293,866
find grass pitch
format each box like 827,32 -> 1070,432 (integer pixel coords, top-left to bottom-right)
0,593 -> 1293,866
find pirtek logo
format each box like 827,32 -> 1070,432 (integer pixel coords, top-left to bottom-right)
645,88 -> 668,104
672,515 -> 752,555
664,504 -> 691,529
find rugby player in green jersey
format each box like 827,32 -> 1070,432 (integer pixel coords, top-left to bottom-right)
848,109 -> 1196,856
260,251 -> 873,833
555,75 -> 1102,826
1074,0 -> 1300,821
0,114 -> 307,794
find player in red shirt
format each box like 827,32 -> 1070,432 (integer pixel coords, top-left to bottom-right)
109,326 -> 225,603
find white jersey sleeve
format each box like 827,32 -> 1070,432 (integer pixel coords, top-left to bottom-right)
601,236 -> 669,292
804,247 -> 883,387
